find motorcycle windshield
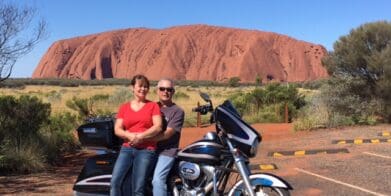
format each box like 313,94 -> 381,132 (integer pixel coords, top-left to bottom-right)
215,101 -> 261,156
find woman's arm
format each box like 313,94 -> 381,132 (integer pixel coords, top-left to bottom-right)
136,115 -> 162,141
114,118 -> 135,142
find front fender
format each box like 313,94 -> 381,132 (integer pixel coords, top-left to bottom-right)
229,172 -> 293,193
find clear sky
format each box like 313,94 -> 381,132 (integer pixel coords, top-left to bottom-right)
10,0 -> 391,77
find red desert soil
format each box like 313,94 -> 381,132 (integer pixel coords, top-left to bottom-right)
0,123 -> 293,195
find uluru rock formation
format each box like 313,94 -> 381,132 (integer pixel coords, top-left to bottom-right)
32,25 -> 328,82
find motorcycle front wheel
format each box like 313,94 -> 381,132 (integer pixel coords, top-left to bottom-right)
229,185 -> 290,196
227,173 -> 292,196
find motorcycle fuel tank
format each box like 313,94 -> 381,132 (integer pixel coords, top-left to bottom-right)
177,139 -> 225,165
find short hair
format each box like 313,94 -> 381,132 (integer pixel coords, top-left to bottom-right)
131,74 -> 150,88
157,78 -> 175,87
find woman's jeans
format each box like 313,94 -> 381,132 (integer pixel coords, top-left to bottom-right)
110,146 -> 156,196
152,155 -> 175,196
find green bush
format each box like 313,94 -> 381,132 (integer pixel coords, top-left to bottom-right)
0,95 -> 81,174
0,95 -> 51,151
0,140 -> 46,174
46,90 -> 62,102
109,87 -> 133,105
320,79 -> 382,125
173,91 -> 190,100
40,112 -> 79,163
228,77 -> 241,87
230,84 -> 306,123
293,95 -> 329,131
0,95 -> 51,173
184,112 -> 211,127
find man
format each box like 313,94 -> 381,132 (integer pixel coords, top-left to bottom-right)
152,79 -> 185,196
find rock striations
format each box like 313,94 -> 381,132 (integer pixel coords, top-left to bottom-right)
32,25 -> 328,82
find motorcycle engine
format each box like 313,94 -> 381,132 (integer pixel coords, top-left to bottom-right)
179,161 -> 215,190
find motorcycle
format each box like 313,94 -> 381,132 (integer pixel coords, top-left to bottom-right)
73,93 -> 293,196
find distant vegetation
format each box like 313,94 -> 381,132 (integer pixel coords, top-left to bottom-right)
229,83 -> 306,123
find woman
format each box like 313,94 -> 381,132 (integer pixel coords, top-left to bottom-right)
110,74 -> 162,196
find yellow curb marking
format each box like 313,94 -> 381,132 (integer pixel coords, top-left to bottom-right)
382,132 -> 390,136
354,139 -> 363,144
273,152 -> 283,157
371,139 -> 380,143
259,165 -> 276,170
294,150 -> 306,156
337,140 -> 346,144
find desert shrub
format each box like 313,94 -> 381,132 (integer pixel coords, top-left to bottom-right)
0,140 -> 46,174
228,77 -> 241,87
293,79 -> 383,131
321,78 -> 383,125
0,80 -> 26,89
0,95 -> 51,151
66,93 -> 114,121
293,95 -> 329,131
173,91 -> 190,100
184,112 -> 212,127
46,90 -> 62,102
229,84 -> 306,123
39,112 -> 79,163
243,106 -> 281,124
109,87 -> 133,105
66,97 -> 90,120
0,95 -> 51,173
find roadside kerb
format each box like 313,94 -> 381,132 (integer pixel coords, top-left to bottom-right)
268,148 -> 349,157
249,163 -> 278,170
332,138 -> 391,144
378,131 -> 390,137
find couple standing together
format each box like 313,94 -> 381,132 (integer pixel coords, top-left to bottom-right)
110,74 -> 185,196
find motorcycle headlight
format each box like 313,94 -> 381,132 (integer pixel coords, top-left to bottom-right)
249,139 -> 259,157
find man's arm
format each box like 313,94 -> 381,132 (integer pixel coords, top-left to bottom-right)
153,109 -> 185,142
153,127 -> 176,142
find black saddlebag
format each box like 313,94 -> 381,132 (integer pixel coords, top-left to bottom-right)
73,153 -> 117,195
77,117 -> 122,150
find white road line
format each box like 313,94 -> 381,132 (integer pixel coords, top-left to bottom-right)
363,152 -> 391,159
295,168 -> 387,196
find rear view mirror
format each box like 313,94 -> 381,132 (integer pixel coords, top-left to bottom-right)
200,92 -> 211,102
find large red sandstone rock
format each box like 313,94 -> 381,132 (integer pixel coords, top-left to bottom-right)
32,25 -> 328,82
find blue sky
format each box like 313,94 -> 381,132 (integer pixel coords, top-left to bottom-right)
11,0 -> 391,77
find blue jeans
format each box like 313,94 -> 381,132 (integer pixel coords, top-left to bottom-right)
152,155 -> 175,196
110,146 -> 156,196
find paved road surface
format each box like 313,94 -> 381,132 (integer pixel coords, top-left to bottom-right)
253,124 -> 391,196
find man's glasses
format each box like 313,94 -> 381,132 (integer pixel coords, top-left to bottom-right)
159,87 -> 174,93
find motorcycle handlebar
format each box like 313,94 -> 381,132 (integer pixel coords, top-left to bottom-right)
192,104 -> 212,115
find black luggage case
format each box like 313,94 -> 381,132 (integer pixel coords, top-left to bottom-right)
76,117 -> 121,150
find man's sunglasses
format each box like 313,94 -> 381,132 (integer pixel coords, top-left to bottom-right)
159,87 -> 174,92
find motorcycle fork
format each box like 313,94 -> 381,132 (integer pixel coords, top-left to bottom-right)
225,139 -> 255,196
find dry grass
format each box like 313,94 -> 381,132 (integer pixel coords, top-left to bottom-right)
0,85 -> 255,117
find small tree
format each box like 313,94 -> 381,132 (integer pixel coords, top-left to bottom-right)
0,1 -> 47,82
228,77 -> 241,87
255,75 -> 262,86
323,21 -> 391,122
